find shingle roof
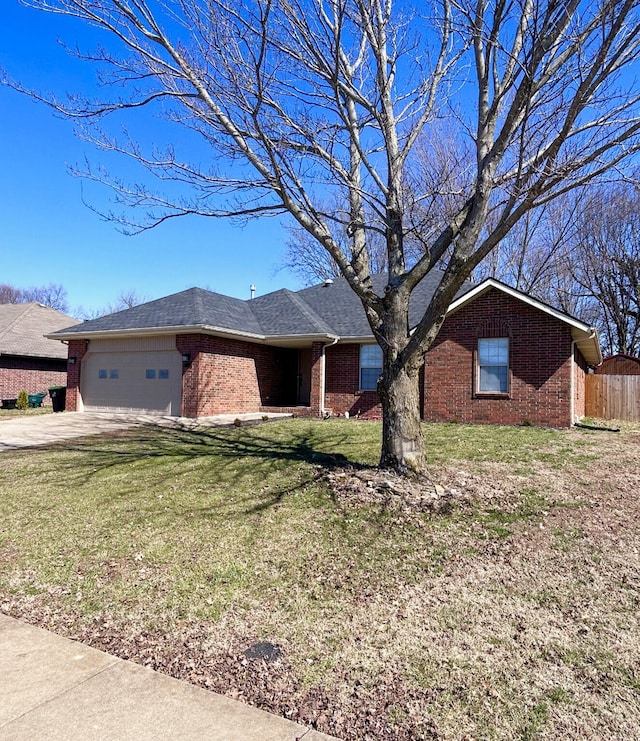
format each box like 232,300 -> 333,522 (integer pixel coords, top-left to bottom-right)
249,289 -> 337,336
48,271 -> 468,341
0,303 -> 80,359
296,271 -> 466,337
52,287 -> 263,337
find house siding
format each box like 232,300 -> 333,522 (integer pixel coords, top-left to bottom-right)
65,339 -> 89,411
0,355 -> 68,406
176,334 -> 296,417
423,289 -> 575,427
324,343 -> 382,419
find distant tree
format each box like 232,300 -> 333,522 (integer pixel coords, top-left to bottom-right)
8,0 -> 640,472
476,183 -> 640,357
0,284 -> 23,304
22,283 -> 70,313
569,184 -> 640,356
0,282 -> 69,312
75,289 -> 147,320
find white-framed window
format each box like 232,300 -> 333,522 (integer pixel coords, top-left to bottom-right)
360,344 -> 383,391
477,338 -> 509,394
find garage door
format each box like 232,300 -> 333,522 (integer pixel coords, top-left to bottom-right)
81,339 -> 182,415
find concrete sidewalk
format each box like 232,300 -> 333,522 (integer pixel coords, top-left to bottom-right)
0,411 -> 292,451
0,614 -> 337,740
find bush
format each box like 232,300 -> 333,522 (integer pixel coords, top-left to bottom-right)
16,390 -> 29,411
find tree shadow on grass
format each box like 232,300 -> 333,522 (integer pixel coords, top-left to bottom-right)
23,420 -> 377,517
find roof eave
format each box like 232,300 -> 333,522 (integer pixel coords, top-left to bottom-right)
46,324 -> 266,342
47,325 -> 340,346
264,332 -> 340,347
0,350 -> 68,361
447,279 -> 596,334
572,327 -> 602,366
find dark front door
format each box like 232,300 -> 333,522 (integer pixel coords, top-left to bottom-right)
297,349 -> 312,405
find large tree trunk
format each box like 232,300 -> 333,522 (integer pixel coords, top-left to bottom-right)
378,360 -> 425,473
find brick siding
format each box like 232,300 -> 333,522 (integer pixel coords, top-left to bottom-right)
0,355 -> 68,406
423,288 -> 580,427
65,339 -> 89,411
324,343 -> 383,419
176,334 -> 297,417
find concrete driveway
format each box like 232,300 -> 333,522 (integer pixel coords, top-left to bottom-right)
0,411 -> 291,451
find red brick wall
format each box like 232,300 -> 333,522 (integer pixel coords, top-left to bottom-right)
423,289 -> 576,427
310,342 -> 324,415
176,334 -> 292,417
0,355 -> 68,406
324,343 -> 383,419
65,340 -> 89,411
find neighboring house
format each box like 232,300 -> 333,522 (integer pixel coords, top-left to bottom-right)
0,303 -> 80,405
48,273 -> 602,427
594,353 -> 640,375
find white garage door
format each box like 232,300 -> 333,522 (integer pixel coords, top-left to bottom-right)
81,338 -> 182,415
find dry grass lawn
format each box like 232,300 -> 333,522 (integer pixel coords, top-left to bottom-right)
0,418 -> 638,740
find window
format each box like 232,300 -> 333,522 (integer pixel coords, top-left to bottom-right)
109,369 -> 119,380
158,369 -> 169,379
360,344 -> 382,391
477,338 -> 509,394
98,369 -> 107,380
145,369 -> 156,379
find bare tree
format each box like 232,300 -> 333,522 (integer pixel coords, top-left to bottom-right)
477,182 -> 640,357
7,0 -> 640,471
569,184 -> 640,356
0,284 -> 23,304
21,283 -> 70,313
75,289 -> 147,320
0,281 -> 69,312
474,194 -> 587,315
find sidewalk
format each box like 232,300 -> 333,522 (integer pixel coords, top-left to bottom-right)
0,614 -> 337,740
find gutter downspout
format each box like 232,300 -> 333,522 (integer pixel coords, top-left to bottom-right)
320,338 -> 339,416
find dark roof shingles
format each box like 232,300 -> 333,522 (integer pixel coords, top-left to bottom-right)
50,272 -> 471,340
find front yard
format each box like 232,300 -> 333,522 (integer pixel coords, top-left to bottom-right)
0,418 -> 638,739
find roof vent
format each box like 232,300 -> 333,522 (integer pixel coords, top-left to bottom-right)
324,278 -> 334,287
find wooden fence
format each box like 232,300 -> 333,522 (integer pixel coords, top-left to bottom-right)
585,374 -> 640,422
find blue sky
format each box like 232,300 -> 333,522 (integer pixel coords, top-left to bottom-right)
0,1 -> 302,316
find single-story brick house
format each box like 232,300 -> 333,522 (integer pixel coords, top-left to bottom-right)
0,303 -> 80,406
48,273 -> 601,427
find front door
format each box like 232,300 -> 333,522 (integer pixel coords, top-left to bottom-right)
297,349 -> 312,405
